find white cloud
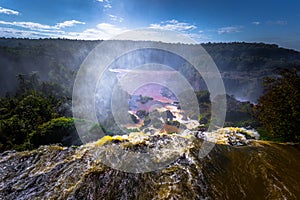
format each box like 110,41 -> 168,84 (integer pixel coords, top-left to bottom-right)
0,19 -> 85,31
148,20 -> 213,43
0,27 -> 64,38
104,3 -> 112,9
217,26 -> 242,34
109,14 -> 124,22
0,22 -> 128,40
96,23 -> 127,36
0,21 -> 52,30
252,21 -> 260,25
58,23 -> 128,40
0,6 -> 19,15
149,19 -> 197,32
55,20 -> 85,28
97,0 -> 112,9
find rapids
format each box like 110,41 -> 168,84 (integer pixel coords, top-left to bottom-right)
0,130 -> 299,199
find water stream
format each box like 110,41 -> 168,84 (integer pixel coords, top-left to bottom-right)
0,132 -> 299,199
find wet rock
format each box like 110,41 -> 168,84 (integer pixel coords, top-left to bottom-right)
1,129 -> 299,200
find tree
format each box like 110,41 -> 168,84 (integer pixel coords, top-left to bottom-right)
0,72 -> 72,152
30,117 -> 80,147
0,92 -> 57,151
255,68 -> 300,142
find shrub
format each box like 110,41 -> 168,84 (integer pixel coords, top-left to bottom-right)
30,117 -> 79,147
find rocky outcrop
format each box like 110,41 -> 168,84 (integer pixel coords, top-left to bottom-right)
0,130 -> 299,199
196,127 -> 260,146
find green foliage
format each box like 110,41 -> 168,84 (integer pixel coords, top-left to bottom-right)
30,117 -> 76,147
202,42 -> 300,72
0,91 -> 58,151
88,122 -> 107,135
255,127 -> 272,141
255,68 -> 300,142
125,128 -> 139,133
195,91 -> 258,128
225,95 -> 258,127
0,73 -> 74,152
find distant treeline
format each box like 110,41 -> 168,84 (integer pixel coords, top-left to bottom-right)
0,38 -> 300,101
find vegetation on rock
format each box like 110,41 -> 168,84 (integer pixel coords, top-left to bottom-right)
0,73 -> 76,152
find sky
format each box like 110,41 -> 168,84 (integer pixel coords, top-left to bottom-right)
0,0 -> 299,50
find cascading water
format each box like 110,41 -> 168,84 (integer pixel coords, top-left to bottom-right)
0,129 -> 299,200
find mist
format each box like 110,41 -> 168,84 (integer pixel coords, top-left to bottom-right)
1,38 -> 299,103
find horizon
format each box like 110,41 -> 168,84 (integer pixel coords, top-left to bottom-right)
0,0 -> 299,51
1,37 -> 297,52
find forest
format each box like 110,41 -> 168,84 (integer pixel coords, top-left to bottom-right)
0,38 -> 299,152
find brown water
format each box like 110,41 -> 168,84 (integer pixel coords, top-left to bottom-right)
0,135 -> 299,200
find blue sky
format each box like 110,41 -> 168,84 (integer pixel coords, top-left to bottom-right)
0,0 -> 299,50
